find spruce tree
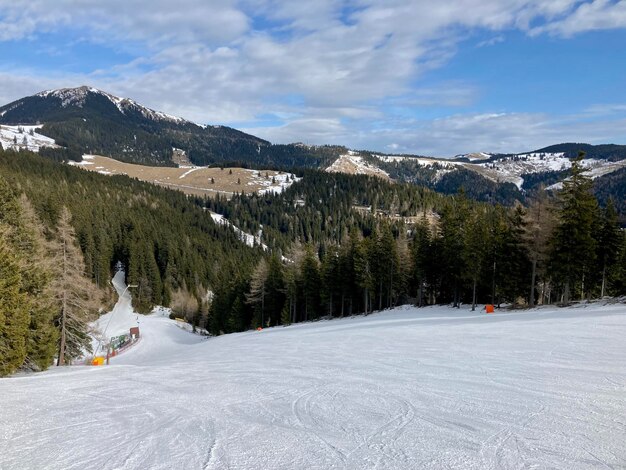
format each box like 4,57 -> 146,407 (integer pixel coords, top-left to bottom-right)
411,218 -> 431,307
301,246 -> 321,321
463,207 -> 488,311
597,199 -> 622,297
549,152 -> 599,303
0,235 -> 29,376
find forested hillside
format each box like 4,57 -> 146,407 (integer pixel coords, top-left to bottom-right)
2,149 -> 625,369
0,148 -> 266,375
205,155 -> 626,335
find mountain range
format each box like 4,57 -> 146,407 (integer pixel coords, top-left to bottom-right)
1,86 -> 625,213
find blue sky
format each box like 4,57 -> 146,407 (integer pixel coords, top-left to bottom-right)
1,0 -> 625,156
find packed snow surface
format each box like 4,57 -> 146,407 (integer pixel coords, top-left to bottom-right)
90,270 -> 140,355
1,303 -> 625,469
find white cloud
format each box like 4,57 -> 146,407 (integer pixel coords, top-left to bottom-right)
531,0 -> 626,36
0,1 -> 625,154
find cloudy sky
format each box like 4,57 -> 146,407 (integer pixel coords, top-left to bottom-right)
1,1 -> 625,156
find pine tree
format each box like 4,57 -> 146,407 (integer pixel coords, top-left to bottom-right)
354,237 -> 374,314
0,235 -> 29,376
320,245 -> 340,316
597,199 -> 622,297
463,207 -> 488,311
265,255 -> 285,326
549,152 -> 599,303
411,217 -> 431,307
440,196 -> 468,307
18,197 -> 57,370
301,246 -> 321,320
497,206 -> 531,305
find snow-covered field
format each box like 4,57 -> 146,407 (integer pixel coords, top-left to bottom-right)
2,299 -> 625,469
0,124 -> 58,151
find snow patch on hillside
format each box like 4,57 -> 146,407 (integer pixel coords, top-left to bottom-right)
457,152 -> 493,161
209,211 -> 267,250
246,169 -> 299,194
477,153 -> 623,189
547,158 -> 626,190
0,125 -> 57,151
327,153 -> 390,179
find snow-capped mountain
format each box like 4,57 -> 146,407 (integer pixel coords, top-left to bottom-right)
0,86 -> 271,166
35,86 -> 188,124
0,86 -> 342,168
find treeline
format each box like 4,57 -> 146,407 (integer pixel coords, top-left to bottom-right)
208,154 -> 626,335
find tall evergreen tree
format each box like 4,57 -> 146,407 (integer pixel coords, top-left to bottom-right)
411,218 -> 431,307
597,198 -> 622,297
301,246 -> 321,321
0,235 -> 29,376
549,152 -> 599,303
463,207 -> 489,311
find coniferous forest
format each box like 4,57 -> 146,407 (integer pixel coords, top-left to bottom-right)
1,148 -> 625,375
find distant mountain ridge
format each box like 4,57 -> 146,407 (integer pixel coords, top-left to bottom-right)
0,86 -> 341,168
1,86 -> 625,216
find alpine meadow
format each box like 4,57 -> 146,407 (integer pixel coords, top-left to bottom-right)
1,2 -> 626,469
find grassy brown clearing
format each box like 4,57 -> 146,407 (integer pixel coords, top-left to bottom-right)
70,155 -> 293,197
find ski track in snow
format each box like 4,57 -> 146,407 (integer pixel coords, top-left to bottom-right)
1,303 -> 626,469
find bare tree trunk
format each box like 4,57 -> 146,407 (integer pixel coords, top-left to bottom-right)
491,260 -> 496,305
417,280 -> 423,307
388,265 -> 393,309
563,281 -> 570,304
57,239 -> 68,366
471,278 -> 477,312
341,293 -> 345,317
601,265 -> 607,298
57,302 -> 66,366
581,273 -> 585,301
261,287 -> 265,326
529,258 -> 537,308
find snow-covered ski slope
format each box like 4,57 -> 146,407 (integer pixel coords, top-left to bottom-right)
90,270 -> 140,355
2,303 -> 625,469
